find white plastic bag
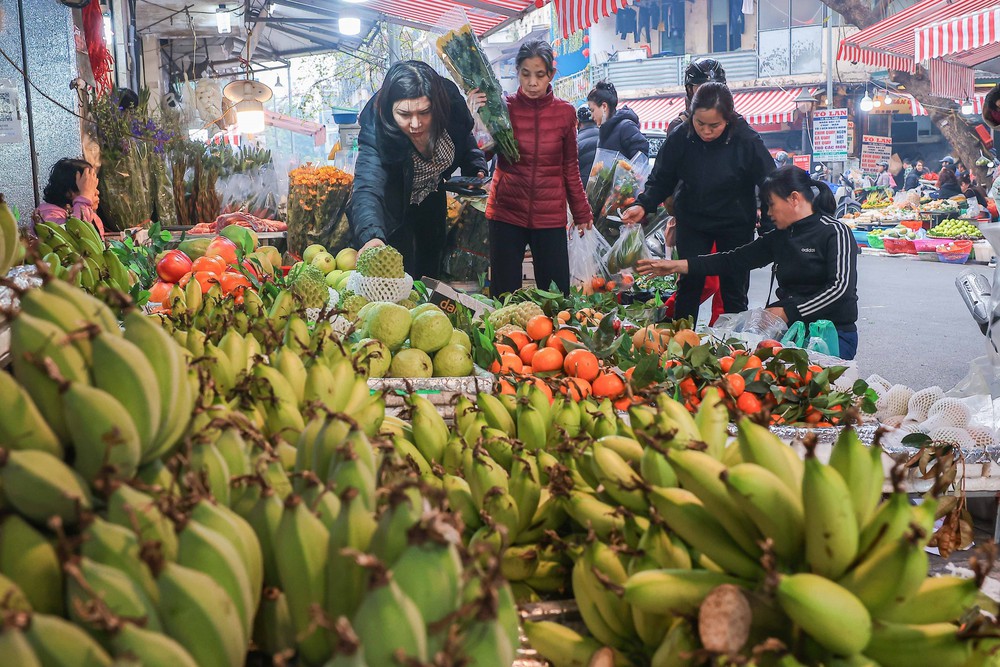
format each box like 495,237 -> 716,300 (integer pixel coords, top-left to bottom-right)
605,223 -> 650,275
568,225 -> 611,286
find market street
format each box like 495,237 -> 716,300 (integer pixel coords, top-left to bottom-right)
739,254 -> 991,392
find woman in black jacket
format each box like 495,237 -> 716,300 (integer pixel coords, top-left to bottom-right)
587,81 -> 649,159
936,167 -> 962,200
637,166 -> 860,359
348,60 -> 488,279
620,82 -> 775,324
577,104 -> 600,185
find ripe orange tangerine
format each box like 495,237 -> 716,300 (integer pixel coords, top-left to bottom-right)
592,373 -> 626,398
495,343 -> 516,357
505,330 -> 530,352
737,392 -> 762,413
489,353 -> 523,374
526,315 -> 554,341
519,342 -> 539,366
560,377 -> 592,401
563,349 -> 599,382
532,347 -> 564,373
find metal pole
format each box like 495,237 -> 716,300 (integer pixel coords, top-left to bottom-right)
826,7 -> 834,110
15,0 -> 40,208
387,23 -> 400,65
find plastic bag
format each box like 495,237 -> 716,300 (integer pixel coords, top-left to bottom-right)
781,321 -> 807,347
806,320 -> 840,357
713,308 -> 789,339
568,225 -> 611,287
606,223 -> 651,275
586,149 -> 622,221
595,153 -> 652,241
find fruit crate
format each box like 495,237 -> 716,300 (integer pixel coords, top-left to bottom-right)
882,237 -> 917,255
914,237 -> 953,253
371,366 -> 495,420
851,229 -> 870,247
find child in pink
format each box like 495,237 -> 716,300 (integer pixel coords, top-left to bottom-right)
33,158 -> 105,237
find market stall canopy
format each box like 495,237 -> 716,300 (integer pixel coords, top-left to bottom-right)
914,6 -> 1000,63
623,87 -> 818,132
836,0 -> 998,100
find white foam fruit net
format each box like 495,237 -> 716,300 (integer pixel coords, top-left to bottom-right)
906,386 -> 945,422
929,427 -> 976,449
927,398 -> 972,428
968,426 -> 999,447
877,384 -> 914,418
881,415 -> 906,428
347,272 -> 414,303
865,374 -> 893,399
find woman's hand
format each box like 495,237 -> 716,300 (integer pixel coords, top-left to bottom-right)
637,258 -> 686,276
76,167 -> 99,202
764,306 -> 788,323
467,89 -> 487,114
573,217 -> 593,233
620,205 -> 646,225
359,238 -> 385,255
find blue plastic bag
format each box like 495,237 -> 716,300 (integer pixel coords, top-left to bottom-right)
806,320 -> 840,358
781,321 -> 806,348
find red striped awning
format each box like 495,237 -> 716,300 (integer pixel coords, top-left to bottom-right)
338,0 -> 551,34
553,0 -> 632,38
928,58 -> 975,99
905,90 -> 987,116
914,6 -> 1000,62
837,0 -> 999,73
624,88 -> 818,131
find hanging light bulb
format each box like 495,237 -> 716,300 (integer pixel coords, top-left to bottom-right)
217,5 -> 232,34
274,76 -> 283,89
338,16 -> 362,35
873,96 -> 882,108
224,79 -> 273,135
859,90 -> 874,112
962,98 -> 974,114
884,93 -> 893,104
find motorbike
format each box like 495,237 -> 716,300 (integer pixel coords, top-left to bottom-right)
835,173 -> 863,218
958,223 -> 1000,341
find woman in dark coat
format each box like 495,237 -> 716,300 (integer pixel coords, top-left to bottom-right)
620,82 -> 776,325
587,81 -> 649,160
348,60 -> 488,279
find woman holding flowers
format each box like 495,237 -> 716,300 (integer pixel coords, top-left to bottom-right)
349,60 -> 487,279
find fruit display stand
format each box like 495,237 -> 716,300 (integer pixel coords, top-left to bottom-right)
371,366 -> 495,419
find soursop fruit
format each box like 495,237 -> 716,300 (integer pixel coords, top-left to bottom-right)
288,264 -> 329,309
338,290 -> 369,321
357,245 -> 405,279
487,301 -> 544,330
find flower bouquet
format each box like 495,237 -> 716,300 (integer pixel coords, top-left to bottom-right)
286,164 -> 354,256
595,153 -> 652,241
436,24 -> 519,162
586,149 -> 622,222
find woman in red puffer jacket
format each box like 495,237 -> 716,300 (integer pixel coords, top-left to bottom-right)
483,40 -> 593,296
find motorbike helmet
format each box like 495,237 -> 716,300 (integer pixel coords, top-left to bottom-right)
577,104 -> 593,123
774,151 -> 790,168
684,58 -> 727,87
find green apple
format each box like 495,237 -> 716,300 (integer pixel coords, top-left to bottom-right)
335,247 -> 358,271
303,243 -> 327,264
311,251 -> 337,275
259,245 -> 282,268
325,269 -> 345,288
335,270 -> 353,290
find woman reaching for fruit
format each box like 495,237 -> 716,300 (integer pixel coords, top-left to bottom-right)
473,40 -> 592,296
637,166 -> 860,360
618,82 -> 775,326
32,158 -> 105,238
349,60 -> 488,279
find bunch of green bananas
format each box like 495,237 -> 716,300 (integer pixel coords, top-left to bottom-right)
33,219 -> 132,294
0,194 -> 25,276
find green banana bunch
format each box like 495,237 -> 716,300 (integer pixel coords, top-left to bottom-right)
0,369 -> 62,457
837,526 -> 929,617
106,484 -> 178,561
275,495 -> 332,665
802,442 -> 858,579
522,621 -> 605,667
0,448 -> 92,526
351,565 -> 428,665
721,462 -> 804,564
0,514 -> 64,615
864,621 -> 999,667
109,621 -> 198,666
22,612 -> 114,666
80,517 -> 159,604
66,557 -> 162,634
0,194 -> 22,276
0,623 -> 42,666
776,573 -> 872,657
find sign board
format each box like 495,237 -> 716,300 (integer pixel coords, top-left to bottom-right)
847,121 -> 856,156
421,278 -> 492,320
812,108 -> 849,161
860,134 -> 892,173
793,154 -> 811,171
0,85 -> 23,144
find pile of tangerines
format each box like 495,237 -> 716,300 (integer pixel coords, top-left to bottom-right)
490,313 -> 636,410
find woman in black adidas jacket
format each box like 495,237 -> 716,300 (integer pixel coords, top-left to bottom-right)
637,166 -> 860,359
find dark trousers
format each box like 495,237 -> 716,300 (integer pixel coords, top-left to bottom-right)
837,330 -> 859,360
489,220 -> 570,297
387,190 -> 447,280
674,223 -> 755,325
